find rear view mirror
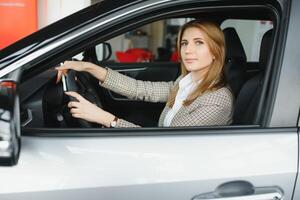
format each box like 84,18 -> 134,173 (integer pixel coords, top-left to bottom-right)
0,80 -> 20,166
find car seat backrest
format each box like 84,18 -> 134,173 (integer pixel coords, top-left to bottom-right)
233,29 -> 273,125
223,27 -> 247,98
259,29 -> 273,71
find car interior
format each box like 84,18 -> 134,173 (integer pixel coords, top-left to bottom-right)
18,7 -> 275,130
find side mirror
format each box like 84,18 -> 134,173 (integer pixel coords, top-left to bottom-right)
95,42 -> 112,61
81,42 -> 112,62
0,80 -> 20,166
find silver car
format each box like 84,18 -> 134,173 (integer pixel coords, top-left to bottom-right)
0,0 -> 299,199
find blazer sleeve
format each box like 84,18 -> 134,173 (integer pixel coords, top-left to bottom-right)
100,68 -> 178,103
115,118 -> 141,128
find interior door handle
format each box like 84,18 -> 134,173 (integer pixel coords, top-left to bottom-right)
21,108 -> 32,127
192,181 -> 283,200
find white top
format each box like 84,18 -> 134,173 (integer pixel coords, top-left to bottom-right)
163,73 -> 200,126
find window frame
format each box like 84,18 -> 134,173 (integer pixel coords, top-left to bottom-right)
19,0 -> 284,136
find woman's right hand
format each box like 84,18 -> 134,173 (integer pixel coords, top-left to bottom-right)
55,61 -> 107,83
66,91 -> 115,127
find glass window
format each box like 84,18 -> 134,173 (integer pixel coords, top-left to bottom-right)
221,19 -> 273,62
106,18 -> 194,63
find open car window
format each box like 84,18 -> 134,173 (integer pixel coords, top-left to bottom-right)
106,18 -> 194,63
18,4 -> 276,131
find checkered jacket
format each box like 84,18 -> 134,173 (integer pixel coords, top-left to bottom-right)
100,68 -> 234,127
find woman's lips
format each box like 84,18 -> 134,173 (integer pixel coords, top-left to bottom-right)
184,58 -> 197,63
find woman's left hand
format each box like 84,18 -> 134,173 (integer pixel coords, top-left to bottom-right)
66,91 -> 115,127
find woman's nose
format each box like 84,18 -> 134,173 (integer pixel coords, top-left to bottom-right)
184,43 -> 194,53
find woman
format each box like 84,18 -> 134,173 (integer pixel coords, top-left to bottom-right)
56,20 -> 234,128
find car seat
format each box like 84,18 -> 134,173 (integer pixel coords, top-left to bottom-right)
223,27 -> 247,98
233,29 -> 273,125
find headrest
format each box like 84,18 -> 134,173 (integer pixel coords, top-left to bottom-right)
223,27 -> 246,61
259,29 -> 273,70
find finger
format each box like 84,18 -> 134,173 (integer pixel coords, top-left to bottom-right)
65,91 -> 84,102
55,66 -> 69,82
58,61 -> 79,70
56,70 -> 63,84
72,113 -> 83,119
70,108 -> 80,114
55,65 -> 70,71
68,101 -> 81,108
55,61 -> 72,70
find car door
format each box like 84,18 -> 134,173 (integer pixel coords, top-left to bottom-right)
292,109 -> 300,200
0,0 -> 298,200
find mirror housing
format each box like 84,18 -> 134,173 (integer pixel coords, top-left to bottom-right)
0,80 -> 21,166
82,42 -> 112,62
95,42 -> 112,61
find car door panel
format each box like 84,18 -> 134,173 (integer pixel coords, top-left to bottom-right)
0,130 -> 296,200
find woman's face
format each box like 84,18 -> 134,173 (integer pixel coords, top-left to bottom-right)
180,27 -> 214,75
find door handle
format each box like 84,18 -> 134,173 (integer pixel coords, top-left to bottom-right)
192,181 -> 283,200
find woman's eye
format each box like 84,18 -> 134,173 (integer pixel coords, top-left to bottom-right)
195,41 -> 204,45
180,42 -> 188,46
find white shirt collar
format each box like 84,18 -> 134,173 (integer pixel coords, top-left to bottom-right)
163,73 -> 201,127
179,73 -> 202,91
179,73 -> 193,89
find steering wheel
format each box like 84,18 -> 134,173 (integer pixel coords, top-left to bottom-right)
64,69 -> 103,128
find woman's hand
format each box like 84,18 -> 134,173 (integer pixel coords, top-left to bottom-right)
56,61 -> 90,83
66,91 -> 115,127
56,61 -> 107,83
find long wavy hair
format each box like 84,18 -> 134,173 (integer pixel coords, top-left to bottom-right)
167,20 -> 226,107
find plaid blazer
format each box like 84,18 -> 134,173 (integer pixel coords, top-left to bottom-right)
100,68 -> 234,127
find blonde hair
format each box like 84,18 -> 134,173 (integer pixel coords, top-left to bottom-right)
167,20 -> 226,107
